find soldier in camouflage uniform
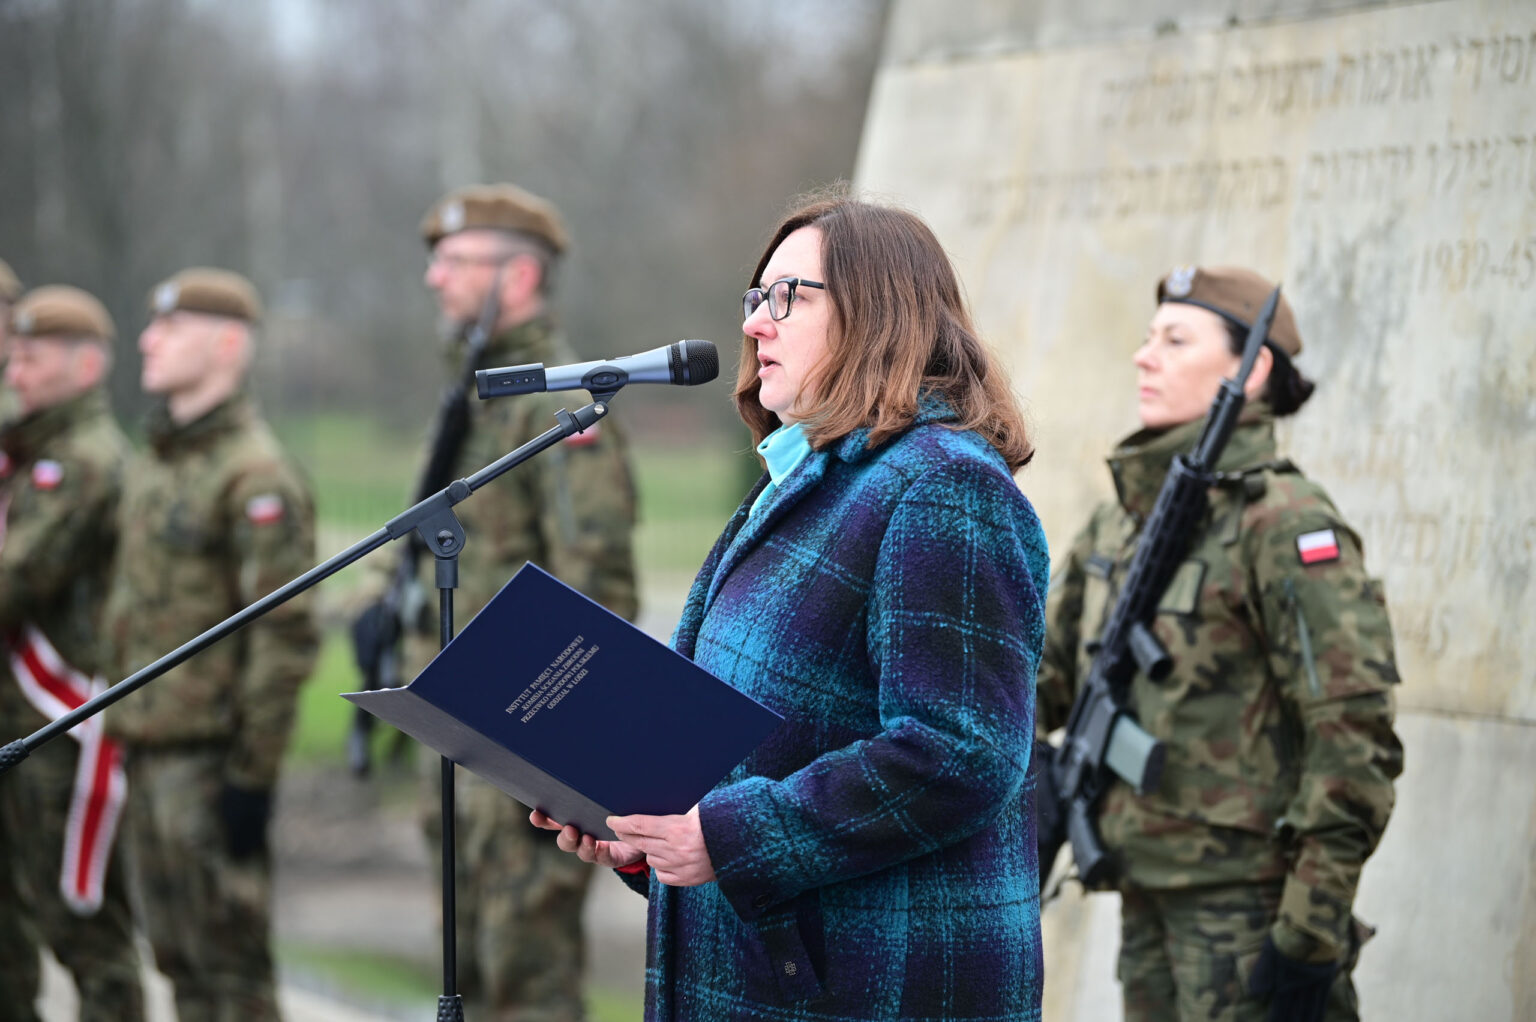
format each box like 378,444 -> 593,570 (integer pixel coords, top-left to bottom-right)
403,183 -> 638,1021
102,268 -> 319,1022
0,286 -> 144,1021
1036,266 -> 1402,1022
0,257 -> 42,1019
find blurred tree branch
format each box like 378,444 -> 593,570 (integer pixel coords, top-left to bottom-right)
0,0 -> 889,441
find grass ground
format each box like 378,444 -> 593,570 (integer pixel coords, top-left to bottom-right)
282,409 -> 755,769
275,410 -> 754,589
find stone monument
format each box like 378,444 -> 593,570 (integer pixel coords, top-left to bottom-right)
854,2 -> 1535,1018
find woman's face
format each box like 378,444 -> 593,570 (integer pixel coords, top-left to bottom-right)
1133,302 -> 1242,430
745,226 -> 831,423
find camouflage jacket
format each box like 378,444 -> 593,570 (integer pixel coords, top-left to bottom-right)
0,389 -> 128,725
0,385 -> 21,432
1036,407 -> 1403,962
102,393 -> 319,789
403,317 -> 638,668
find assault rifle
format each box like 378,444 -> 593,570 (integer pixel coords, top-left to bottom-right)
1037,285 -> 1282,889
346,273 -> 505,775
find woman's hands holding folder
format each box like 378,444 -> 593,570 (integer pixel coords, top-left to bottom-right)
530,809 -> 646,871
609,807 -> 716,887
530,805 -> 716,887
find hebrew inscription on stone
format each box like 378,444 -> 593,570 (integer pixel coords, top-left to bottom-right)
857,1 -> 1534,718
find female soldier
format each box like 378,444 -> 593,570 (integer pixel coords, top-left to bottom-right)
1036,266 -> 1403,1022
536,193 -> 1049,1020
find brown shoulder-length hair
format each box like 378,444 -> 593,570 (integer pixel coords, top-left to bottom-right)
734,190 -> 1034,471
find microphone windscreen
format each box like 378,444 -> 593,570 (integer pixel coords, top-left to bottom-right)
676,339 -> 719,386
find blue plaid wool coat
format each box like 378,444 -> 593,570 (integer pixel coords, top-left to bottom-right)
637,400 -> 1049,1020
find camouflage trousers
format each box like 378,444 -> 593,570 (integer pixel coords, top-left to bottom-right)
123,746 -> 278,1022
0,765 -> 41,1022
1118,883 -> 1360,1022
426,767 -> 593,1022
0,719 -> 143,1022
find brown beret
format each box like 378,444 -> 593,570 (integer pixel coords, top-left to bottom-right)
420,183 -> 570,253
0,259 -> 20,303
10,285 -> 115,342
1156,265 -> 1302,357
149,267 -> 263,323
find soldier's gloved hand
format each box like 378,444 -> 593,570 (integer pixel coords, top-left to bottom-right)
219,783 -> 272,860
1248,935 -> 1337,1022
350,599 -> 399,679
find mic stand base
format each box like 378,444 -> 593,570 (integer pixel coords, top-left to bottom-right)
437,994 -> 466,1021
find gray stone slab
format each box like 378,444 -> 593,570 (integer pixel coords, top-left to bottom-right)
859,0 -> 1536,721
859,2 -> 1536,1018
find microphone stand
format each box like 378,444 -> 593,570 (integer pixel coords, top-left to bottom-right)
0,393 -> 619,1022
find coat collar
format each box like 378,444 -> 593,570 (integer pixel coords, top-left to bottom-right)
0,388 -> 109,462
145,391 -> 254,456
1107,403 -> 1277,518
826,390 -> 958,466
700,392 -> 960,612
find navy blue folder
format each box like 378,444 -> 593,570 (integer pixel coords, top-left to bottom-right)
344,563 -> 782,841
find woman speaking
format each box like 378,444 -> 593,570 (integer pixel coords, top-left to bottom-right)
534,193 -> 1049,1020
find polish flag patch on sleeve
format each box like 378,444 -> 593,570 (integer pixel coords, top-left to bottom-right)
1296,528 -> 1341,565
245,493 -> 286,526
31,460 -> 64,490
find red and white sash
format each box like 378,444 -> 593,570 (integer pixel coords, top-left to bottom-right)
7,623 -> 127,916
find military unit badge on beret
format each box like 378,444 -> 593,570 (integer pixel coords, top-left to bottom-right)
1164,265 -> 1197,298
13,308 -> 32,334
440,201 -> 466,234
154,282 -> 180,315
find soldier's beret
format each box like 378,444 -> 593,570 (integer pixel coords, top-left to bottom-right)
148,267 -> 263,323
0,259 -> 20,303
420,183 -> 570,254
9,285 -> 115,342
1156,265 -> 1302,357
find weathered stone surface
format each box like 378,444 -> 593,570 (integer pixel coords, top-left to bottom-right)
859,0 -> 1535,721
1037,709 -> 1535,1020
857,2 -> 1535,1018
880,0 -> 1406,62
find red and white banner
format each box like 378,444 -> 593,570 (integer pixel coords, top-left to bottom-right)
8,624 -> 127,916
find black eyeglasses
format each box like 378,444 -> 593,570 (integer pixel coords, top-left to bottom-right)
742,277 -> 825,322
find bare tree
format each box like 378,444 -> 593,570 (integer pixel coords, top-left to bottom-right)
0,0 -> 889,434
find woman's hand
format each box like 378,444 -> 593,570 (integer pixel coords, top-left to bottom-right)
608,806 -> 715,887
529,809 -> 646,870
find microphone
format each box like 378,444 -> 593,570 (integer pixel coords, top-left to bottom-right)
476,340 -> 719,399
